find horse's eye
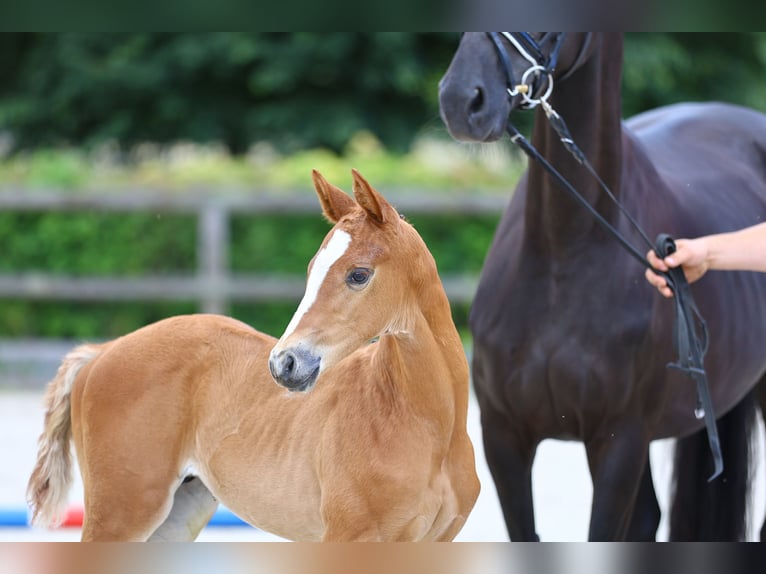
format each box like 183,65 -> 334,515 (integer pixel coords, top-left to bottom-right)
346,268 -> 372,288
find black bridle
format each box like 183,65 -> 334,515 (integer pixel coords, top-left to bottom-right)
488,33 -> 563,108
487,33 -> 591,109
488,32 -> 723,481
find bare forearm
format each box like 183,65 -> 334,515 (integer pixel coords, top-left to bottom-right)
646,221 -> 766,297
701,222 -> 766,272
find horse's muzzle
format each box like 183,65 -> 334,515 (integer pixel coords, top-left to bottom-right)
268,347 -> 321,392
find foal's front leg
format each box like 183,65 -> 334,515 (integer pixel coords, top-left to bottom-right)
320,477 -> 441,541
148,476 -> 218,541
320,499 -> 424,541
585,422 -> 652,541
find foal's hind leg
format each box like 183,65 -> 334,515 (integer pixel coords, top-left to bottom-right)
148,477 -> 218,541
625,459 -> 660,540
78,419 -> 189,540
81,470 -> 180,541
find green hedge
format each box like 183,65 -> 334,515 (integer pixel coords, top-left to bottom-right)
3,34 -> 766,157
0,211 -> 196,274
0,33 -> 458,154
0,209 -> 499,339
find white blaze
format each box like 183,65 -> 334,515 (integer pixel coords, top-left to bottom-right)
279,229 -> 351,341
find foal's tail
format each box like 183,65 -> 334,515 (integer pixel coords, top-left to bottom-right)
668,390 -> 759,541
26,343 -> 102,527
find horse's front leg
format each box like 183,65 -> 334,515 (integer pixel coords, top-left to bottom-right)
625,459 -> 661,540
480,407 -> 540,541
585,423 -> 652,541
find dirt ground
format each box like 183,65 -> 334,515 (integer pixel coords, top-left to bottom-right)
1,388 -> 763,541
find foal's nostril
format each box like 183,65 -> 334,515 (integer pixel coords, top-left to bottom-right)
269,347 -> 321,392
469,87 -> 485,115
283,352 -> 295,375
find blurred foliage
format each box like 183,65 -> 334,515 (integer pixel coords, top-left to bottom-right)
0,133 -> 525,190
0,33 -> 459,154
0,212 -> 195,274
623,33 -> 766,115
1,32 -> 766,341
0,300 -> 197,341
1,33 -> 766,158
0,208 -> 499,338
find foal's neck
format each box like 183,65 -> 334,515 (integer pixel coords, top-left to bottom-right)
377,274 -> 468,418
526,33 -> 624,253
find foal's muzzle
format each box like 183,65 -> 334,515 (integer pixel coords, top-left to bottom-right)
268,347 -> 321,392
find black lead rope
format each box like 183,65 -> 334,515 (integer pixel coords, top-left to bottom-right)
505,120 -> 724,481
655,235 -> 722,481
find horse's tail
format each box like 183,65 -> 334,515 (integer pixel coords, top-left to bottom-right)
668,390 -> 759,541
26,343 -> 102,527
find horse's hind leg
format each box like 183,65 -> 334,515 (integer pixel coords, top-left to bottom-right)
625,459 -> 660,540
755,376 -> 766,541
669,391 -> 758,541
148,476 -> 218,541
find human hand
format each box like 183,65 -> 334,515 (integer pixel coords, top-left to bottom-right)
645,238 -> 710,298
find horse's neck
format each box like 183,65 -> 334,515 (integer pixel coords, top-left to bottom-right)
525,33 -> 624,254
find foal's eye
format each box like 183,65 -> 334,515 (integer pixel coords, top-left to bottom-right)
346,268 -> 372,288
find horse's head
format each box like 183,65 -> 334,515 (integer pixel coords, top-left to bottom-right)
438,32 -> 594,142
269,169 -> 427,392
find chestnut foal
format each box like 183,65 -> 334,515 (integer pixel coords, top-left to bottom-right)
27,169 -> 479,541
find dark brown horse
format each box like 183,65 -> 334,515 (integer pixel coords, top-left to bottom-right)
438,32 -> 766,541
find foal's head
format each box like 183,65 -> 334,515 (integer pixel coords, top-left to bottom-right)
268,169 -> 432,392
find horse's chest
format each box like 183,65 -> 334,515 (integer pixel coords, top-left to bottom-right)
472,275 -> 636,437
520,335 -> 601,422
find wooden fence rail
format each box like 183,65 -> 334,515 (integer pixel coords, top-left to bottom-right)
0,187 -> 508,313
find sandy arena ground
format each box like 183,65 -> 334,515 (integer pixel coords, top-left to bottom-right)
1,387 -> 763,542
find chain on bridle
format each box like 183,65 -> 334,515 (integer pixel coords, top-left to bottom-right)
486,32 -> 723,481
487,32 -> 594,110
487,33 -> 562,108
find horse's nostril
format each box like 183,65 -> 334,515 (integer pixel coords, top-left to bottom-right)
469,87 -> 485,115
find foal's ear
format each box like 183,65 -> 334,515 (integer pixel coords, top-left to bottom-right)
351,169 -> 391,225
312,170 -> 356,224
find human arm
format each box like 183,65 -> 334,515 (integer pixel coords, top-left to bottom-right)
645,222 -> 766,298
